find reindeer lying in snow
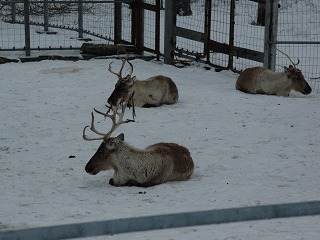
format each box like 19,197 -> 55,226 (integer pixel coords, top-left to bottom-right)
107,52 -> 179,108
83,90 -> 194,188
235,52 -> 312,96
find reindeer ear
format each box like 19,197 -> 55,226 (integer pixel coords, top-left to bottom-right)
284,66 -> 294,78
126,77 -> 135,86
116,133 -> 125,141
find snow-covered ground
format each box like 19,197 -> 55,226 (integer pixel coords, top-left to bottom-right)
0,57 -> 319,239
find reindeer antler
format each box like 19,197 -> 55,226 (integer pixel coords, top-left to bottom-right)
83,95 -> 135,141
108,50 -> 133,81
276,48 -> 300,68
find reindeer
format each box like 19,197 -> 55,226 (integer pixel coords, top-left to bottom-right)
107,52 -> 179,108
235,51 -> 312,96
83,98 -> 194,187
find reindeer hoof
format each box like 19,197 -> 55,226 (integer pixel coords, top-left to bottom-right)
109,178 -> 115,186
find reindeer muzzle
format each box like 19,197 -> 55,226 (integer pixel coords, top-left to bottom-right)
107,95 -> 117,107
304,85 -> 312,95
85,164 -> 99,175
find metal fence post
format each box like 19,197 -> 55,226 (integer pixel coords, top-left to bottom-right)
78,0 -> 84,39
155,0 -> 161,60
204,0 -> 211,62
228,0 -> 236,69
44,0 -> 49,32
263,0 -> 278,70
10,0 -> 16,23
114,0 -> 122,44
132,0 -> 144,53
164,1 -> 176,65
24,0 -> 31,56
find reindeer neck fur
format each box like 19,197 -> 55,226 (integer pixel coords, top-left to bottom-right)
112,140 -> 167,185
130,78 -> 156,91
114,140 -> 162,167
258,68 -> 292,95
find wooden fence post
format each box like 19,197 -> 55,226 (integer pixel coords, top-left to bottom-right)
263,0 -> 278,70
24,0 -> 31,56
164,1 -> 176,65
78,0 -> 84,38
114,1 -> 122,44
257,0 -> 266,26
132,0 -> 144,54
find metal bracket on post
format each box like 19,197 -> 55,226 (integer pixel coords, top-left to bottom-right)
263,0 -> 278,70
164,1 -> 176,65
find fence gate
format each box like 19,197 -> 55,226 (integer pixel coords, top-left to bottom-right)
0,0 -> 161,58
164,0 -> 277,72
139,0 -> 161,59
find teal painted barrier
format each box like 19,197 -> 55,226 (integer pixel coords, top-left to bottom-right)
1,201 -> 320,240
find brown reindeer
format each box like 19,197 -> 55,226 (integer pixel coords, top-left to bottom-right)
107,52 -> 179,108
235,52 -> 312,96
83,94 -> 194,188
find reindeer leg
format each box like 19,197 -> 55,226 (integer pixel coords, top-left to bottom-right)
123,180 -> 146,187
109,178 -> 144,187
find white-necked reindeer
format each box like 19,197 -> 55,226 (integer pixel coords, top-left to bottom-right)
83,96 -> 194,187
235,51 -> 312,96
107,52 -> 179,108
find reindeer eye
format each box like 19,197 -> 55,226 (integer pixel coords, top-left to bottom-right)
106,141 -> 116,149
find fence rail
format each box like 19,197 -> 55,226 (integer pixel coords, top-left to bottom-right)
1,201 -> 320,240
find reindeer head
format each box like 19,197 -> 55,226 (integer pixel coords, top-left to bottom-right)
278,49 -> 312,95
83,97 -> 134,175
107,51 -> 134,107
284,65 -> 312,95
84,133 -> 124,175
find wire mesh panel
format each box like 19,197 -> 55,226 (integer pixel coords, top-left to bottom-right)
175,0 -> 205,58
276,1 -> 320,91
173,0 -> 267,70
141,0 -> 160,56
120,3 -> 132,43
232,0 -> 265,71
209,0 -> 232,68
143,9 -> 156,50
0,1 -> 27,50
0,0 -> 135,53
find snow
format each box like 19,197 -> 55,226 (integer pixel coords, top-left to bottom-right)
0,57 -> 320,239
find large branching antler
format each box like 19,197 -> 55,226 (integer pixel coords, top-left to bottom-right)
83,95 -> 135,141
108,50 -> 133,82
276,48 -> 300,68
